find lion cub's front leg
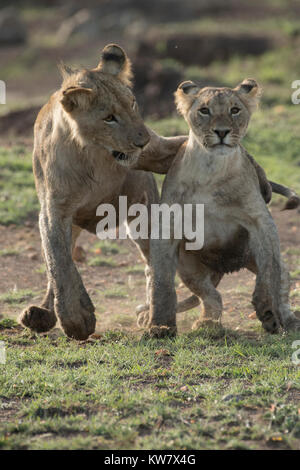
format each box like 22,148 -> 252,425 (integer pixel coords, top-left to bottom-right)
20,224 -> 83,335
146,238 -> 180,338
21,202 -> 96,340
248,212 -> 300,332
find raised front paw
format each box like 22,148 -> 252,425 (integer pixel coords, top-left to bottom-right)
19,306 -> 57,333
55,295 -> 96,340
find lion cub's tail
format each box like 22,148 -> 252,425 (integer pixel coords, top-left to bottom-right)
270,181 -> 300,210
136,295 -> 200,321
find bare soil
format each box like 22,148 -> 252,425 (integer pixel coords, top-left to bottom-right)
0,205 -> 299,336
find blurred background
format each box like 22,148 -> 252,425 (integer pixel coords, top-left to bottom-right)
1,0 -> 300,122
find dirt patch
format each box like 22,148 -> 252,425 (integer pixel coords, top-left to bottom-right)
0,107 -> 39,137
0,205 -> 299,336
0,398 -> 20,424
137,32 -> 279,67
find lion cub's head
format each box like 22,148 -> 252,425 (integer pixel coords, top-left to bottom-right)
175,79 -> 261,150
59,44 -> 150,167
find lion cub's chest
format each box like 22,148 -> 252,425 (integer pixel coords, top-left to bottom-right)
166,144 -> 253,265
175,145 -> 245,211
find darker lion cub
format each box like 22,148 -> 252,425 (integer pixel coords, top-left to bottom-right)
19,44 -> 186,340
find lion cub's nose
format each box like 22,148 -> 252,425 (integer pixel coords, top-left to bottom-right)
214,129 -> 230,140
134,129 -> 150,149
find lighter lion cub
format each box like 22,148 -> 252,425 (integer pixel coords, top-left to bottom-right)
147,79 -> 300,337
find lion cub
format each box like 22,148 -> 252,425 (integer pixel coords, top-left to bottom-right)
147,79 -> 300,337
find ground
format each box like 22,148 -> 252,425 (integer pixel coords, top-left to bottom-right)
0,197 -> 299,450
0,206 -> 299,335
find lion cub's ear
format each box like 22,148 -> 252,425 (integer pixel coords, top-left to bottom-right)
234,78 -> 262,112
97,44 -> 133,87
175,81 -> 199,115
60,86 -> 94,113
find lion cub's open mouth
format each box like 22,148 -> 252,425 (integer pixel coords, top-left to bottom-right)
213,143 -> 231,148
112,150 -> 129,161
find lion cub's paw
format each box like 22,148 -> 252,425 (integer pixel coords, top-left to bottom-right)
55,290 -> 96,340
260,311 -> 279,334
284,315 -> 300,332
56,297 -> 96,341
143,325 -> 177,339
58,309 -> 96,341
192,318 -> 223,331
19,306 -> 57,333
136,303 -> 149,315
136,304 -> 150,328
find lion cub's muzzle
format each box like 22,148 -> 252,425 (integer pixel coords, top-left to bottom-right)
112,150 -> 130,162
214,129 -> 230,143
111,146 -> 142,166
206,128 -> 237,149
112,127 -> 150,165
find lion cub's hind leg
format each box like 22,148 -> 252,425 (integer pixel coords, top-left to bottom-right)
130,238 -> 152,328
19,225 -> 82,334
178,255 -> 223,330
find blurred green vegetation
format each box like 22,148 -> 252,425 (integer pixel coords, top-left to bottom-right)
147,106 -> 300,200
0,147 -> 38,225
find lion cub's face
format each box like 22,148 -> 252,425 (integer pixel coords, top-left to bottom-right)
175,79 -> 261,150
60,44 -> 150,167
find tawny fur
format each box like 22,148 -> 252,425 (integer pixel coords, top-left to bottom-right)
19,44 -> 186,340
146,79 -> 300,337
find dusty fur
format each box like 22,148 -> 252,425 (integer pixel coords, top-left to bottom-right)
147,78 -> 300,337
19,44 -> 186,340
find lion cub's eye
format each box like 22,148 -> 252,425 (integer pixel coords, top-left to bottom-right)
230,107 -> 240,115
104,115 -> 117,123
199,107 -> 210,115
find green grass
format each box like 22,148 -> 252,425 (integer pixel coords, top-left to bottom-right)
125,265 -> 145,275
148,105 -> 300,200
35,264 -> 46,274
0,324 -> 299,450
92,240 -> 127,255
0,289 -> 36,305
0,318 -> 18,330
88,257 -> 117,268
103,287 -> 128,299
0,147 -> 39,225
0,248 -> 19,257
291,269 -> 300,279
